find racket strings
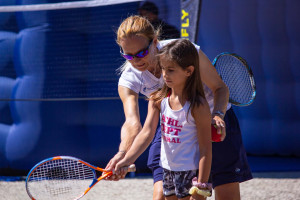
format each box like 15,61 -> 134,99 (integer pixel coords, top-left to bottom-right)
215,55 -> 255,105
27,158 -> 96,200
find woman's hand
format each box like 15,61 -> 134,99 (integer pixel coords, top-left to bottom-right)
104,151 -> 126,181
212,115 -> 226,141
114,158 -> 133,179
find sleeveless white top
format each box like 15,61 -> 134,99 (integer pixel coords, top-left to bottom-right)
118,39 -> 231,112
159,97 -> 200,171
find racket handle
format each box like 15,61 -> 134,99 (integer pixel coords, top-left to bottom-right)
211,124 -> 222,142
127,164 -> 136,172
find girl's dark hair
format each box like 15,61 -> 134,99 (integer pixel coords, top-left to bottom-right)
150,39 -> 206,115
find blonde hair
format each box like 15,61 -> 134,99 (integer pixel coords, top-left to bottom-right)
117,15 -> 158,45
116,15 -> 160,73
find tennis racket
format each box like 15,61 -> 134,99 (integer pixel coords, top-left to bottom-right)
212,52 -> 256,106
25,156 -> 136,200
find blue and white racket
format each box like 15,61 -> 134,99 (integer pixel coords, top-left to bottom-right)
212,52 -> 256,106
25,156 -> 136,200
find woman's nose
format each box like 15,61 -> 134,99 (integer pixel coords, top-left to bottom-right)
132,57 -> 142,63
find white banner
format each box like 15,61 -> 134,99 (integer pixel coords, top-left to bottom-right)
0,0 -> 142,12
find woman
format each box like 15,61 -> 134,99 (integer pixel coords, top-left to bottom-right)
105,16 -> 252,200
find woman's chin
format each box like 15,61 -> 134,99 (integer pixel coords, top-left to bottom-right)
134,63 -> 147,71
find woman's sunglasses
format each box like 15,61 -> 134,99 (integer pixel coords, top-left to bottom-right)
120,40 -> 153,60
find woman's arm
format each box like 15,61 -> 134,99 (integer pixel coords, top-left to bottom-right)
198,49 -> 229,114
198,49 -> 229,139
104,86 -> 142,177
115,99 -> 160,174
193,99 -> 212,184
119,86 -> 142,153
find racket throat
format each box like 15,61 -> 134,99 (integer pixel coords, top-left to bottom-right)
89,178 -> 98,188
88,172 -> 112,188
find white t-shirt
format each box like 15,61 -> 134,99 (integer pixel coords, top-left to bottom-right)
118,39 -> 231,112
160,97 -> 200,171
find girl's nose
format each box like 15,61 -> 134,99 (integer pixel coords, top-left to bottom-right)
162,71 -> 167,78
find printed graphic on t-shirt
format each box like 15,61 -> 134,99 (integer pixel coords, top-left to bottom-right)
142,83 -> 161,94
161,114 -> 183,144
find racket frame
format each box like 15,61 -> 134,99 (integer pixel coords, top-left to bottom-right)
212,52 -> 256,106
25,156 -> 133,200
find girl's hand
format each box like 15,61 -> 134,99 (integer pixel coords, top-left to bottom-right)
190,177 -> 212,200
212,115 -> 226,141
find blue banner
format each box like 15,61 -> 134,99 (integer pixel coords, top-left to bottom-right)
180,0 -> 201,43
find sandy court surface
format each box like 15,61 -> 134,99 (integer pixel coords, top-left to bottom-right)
1,172 -> 299,200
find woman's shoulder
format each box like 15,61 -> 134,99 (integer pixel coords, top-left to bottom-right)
118,62 -> 143,94
157,39 -> 177,49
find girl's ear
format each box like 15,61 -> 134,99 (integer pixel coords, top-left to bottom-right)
185,65 -> 195,77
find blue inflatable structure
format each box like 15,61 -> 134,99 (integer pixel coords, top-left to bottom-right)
0,0 -> 299,175
198,0 -> 300,157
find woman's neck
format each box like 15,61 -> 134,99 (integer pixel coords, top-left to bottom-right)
148,59 -> 161,78
148,66 -> 161,78
147,45 -> 161,78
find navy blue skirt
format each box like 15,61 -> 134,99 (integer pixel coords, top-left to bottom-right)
147,107 -> 253,187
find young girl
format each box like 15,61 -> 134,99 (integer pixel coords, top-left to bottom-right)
115,39 -> 212,200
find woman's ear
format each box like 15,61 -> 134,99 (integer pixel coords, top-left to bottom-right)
185,65 -> 195,76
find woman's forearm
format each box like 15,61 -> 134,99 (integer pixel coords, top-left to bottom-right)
123,100 -> 160,163
198,49 -> 229,115
119,120 -> 142,152
212,85 -> 229,115
118,86 -> 142,153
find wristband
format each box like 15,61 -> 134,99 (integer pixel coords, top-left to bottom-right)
212,110 -> 225,118
192,177 -> 212,191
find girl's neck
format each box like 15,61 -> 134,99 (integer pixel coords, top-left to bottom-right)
169,88 -> 186,103
168,90 -> 187,110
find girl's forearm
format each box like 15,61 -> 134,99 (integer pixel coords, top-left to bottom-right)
123,129 -> 155,164
198,153 -> 212,183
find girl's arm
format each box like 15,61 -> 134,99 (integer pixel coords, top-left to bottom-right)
193,98 -> 212,184
104,86 -> 142,178
198,49 -> 229,139
115,99 -> 160,173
